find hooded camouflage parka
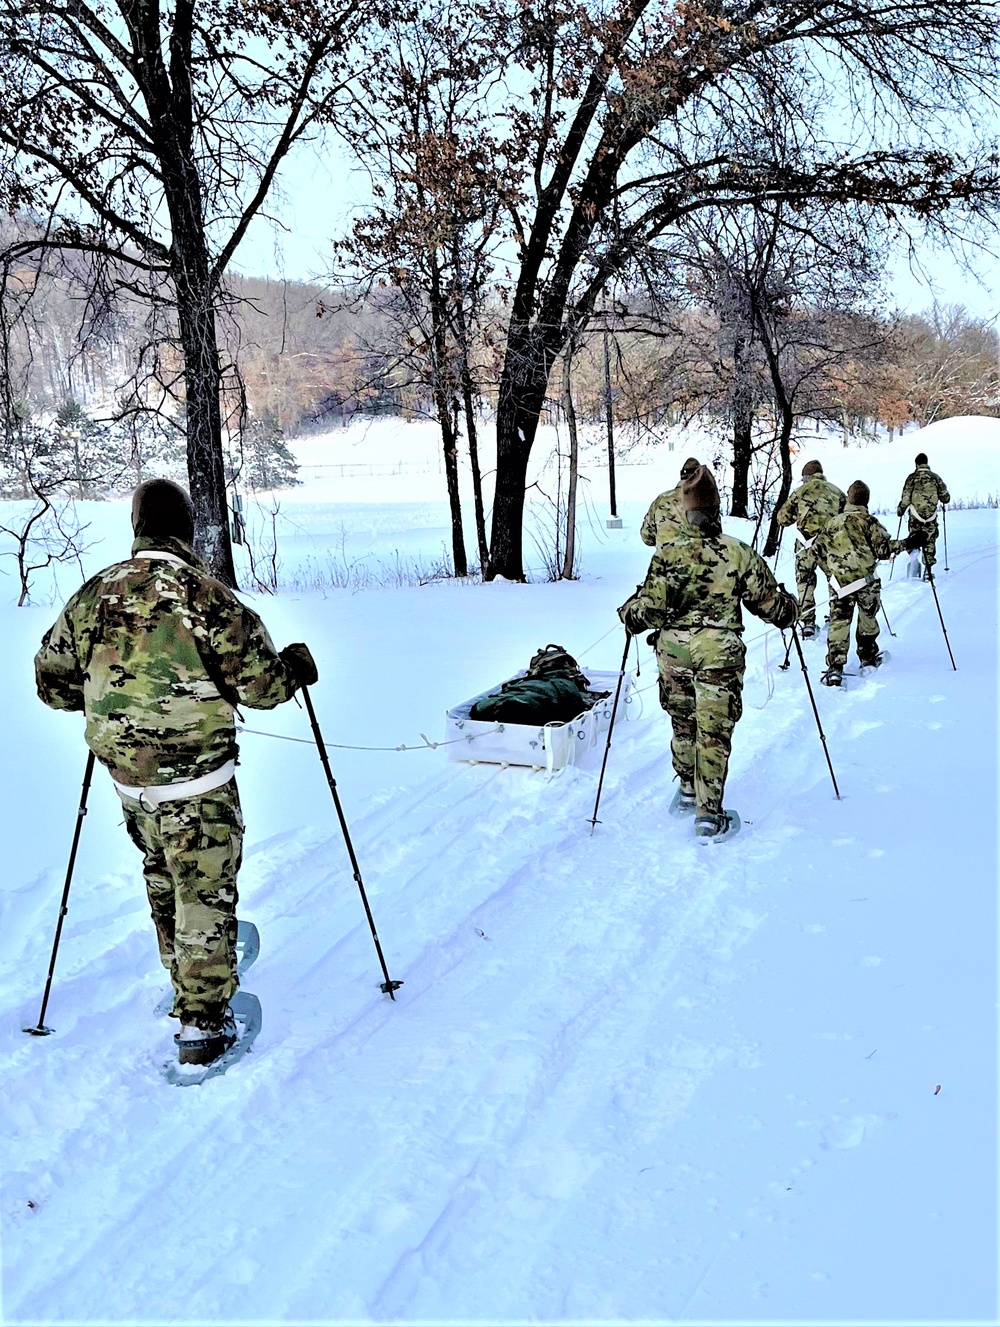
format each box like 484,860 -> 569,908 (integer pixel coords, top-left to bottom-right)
35,535 -> 301,786
775,473 -> 846,539
898,465 -> 950,520
640,483 -> 687,551
620,521 -> 795,818
808,504 -> 903,588
626,523 -> 795,636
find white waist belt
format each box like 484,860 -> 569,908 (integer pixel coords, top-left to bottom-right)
907,505 -> 936,524
830,574 -> 872,599
113,759 -> 236,808
796,533 -> 817,550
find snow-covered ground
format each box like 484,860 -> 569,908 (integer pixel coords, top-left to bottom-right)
1,418 -> 997,1322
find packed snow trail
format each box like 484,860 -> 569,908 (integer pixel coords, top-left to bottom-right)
1,512 -> 996,1322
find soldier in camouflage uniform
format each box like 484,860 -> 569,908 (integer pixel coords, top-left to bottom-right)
640,456 -> 701,552
35,480 -> 318,1065
897,452 -> 950,577
620,467 -> 797,838
808,479 -> 920,686
775,460 -> 846,637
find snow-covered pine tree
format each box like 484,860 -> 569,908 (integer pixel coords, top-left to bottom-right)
233,417 -> 300,493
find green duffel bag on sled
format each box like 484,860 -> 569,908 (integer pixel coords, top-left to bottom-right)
469,644 -> 607,726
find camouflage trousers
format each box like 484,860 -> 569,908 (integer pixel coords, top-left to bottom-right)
794,541 -> 831,628
120,781 -> 243,1030
826,580 -> 881,670
655,627 -> 745,817
907,514 -> 939,569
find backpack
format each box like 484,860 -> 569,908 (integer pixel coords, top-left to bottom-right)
525,644 -> 590,690
469,644 -> 609,726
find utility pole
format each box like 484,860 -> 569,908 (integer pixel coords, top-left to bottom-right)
603,300 -> 622,529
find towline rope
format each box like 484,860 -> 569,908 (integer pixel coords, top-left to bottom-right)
239,541 -> 997,749
236,724 -> 504,754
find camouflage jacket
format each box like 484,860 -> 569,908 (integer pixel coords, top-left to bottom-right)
640,484 -> 685,550
35,535 -> 301,786
775,474 -> 846,540
627,524 -> 796,633
810,504 -> 903,586
898,465 -> 950,519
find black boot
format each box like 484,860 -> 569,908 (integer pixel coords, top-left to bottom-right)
694,810 -> 741,842
175,1011 -> 237,1066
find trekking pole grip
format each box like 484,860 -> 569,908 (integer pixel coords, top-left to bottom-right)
301,686 -> 402,999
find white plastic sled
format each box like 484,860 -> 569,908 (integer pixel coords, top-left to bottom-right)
445,667 -> 637,773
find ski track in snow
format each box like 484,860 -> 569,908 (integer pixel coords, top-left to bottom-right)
1,507 -> 996,1322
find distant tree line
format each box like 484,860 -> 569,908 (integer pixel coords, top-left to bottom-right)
2,0 -> 999,583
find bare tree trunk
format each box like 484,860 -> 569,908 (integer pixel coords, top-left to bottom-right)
561,344 -> 579,580
448,237 -> 489,573
459,362 -> 487,573
173,252 -> 235,584
762,383 -> 795,557
730,336 -> 754,518
488,325 -> 556,580
602,322 -> 618,519
433,384 -> 468,576
426,257 -> 468,577
112,0 -> 239,587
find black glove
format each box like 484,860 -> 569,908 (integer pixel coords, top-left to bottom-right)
903,530 -> 926,552
772,586 -> 798,631
896,504 -> 907,518
280,642 -> 318,688
618,592 -> 650,636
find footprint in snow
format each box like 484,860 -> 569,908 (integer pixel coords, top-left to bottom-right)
819,1113 -> 895,1150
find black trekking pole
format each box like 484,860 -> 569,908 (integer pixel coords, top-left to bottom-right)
924,566 -> 957,671
24,750 -> 96,1036
301,686 -> 402,998
771,527 -> 783,576
942,505 -> 949,571
888,515 -> 903,582
881,603 -> 897,638
779,629 -> 794,671
588,632 -> 632,834
789,624 -> 841,799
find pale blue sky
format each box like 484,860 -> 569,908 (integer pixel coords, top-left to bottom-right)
232,139 -> 997,320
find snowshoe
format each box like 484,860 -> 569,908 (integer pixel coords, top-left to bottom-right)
234,919 -> 260,973
175,1012 -> 237,1066
668,783 -> 697,817
821,668 -> 843,687
694,809 -> 741,843
162,992 -> 262,1087
858,650 -> 890,676
800,623 -> 817,640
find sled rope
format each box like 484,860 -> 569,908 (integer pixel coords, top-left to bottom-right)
242,543 -> 996,747
236,724 -> 503,754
